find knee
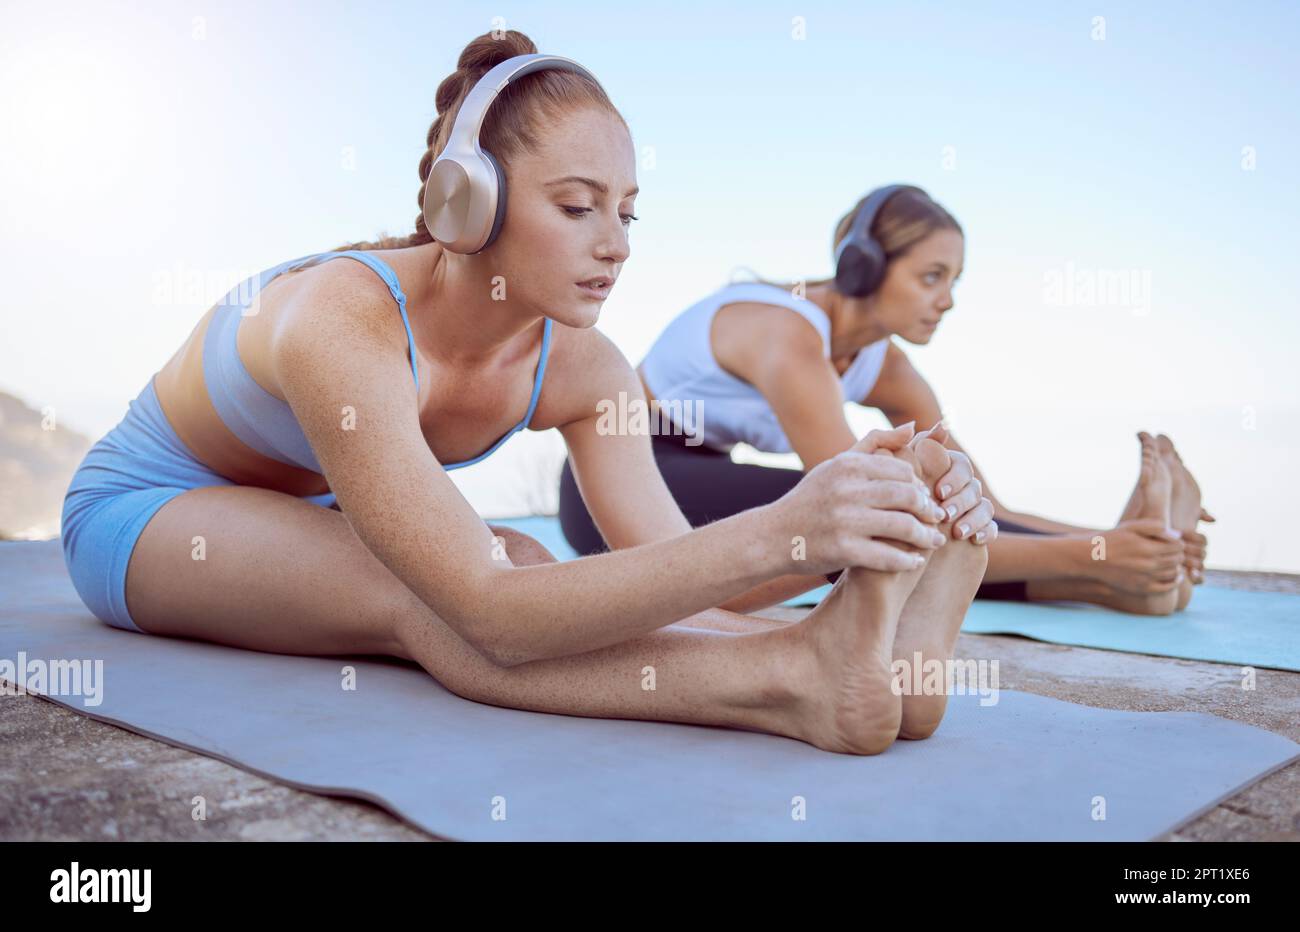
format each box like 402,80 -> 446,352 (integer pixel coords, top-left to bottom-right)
486,525 -> 558,568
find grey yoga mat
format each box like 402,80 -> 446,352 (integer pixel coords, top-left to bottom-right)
491,516 -> 1300,673
2,538 -> 1296,841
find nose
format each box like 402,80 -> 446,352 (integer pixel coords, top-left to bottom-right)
598,212 -> 631,265
936,287 -> 954,313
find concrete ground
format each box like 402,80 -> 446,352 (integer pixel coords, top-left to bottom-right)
1,568 -> 1296,842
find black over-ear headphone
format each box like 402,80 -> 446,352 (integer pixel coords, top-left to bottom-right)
832,184 -> 926,297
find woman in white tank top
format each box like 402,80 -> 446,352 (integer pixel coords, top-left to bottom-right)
559,185 -> 1214,616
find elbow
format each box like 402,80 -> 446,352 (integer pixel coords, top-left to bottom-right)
447,569 -> 538,670
478,642 -> 533,670
470,623 -> 538,669
447,617 -> 522,669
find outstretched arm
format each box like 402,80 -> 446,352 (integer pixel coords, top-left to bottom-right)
559,334 -> 849,614
277,282 -> 941,668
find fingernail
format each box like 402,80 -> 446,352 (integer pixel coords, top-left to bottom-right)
940,485 -> 952,498
974,530 -> 986,544
913,553 -> 926,567
933,505 -> 946,522
900,420 -> 916,431
958,523 -> 971,538
931,531 -> 946,547
945,504 -> 957,520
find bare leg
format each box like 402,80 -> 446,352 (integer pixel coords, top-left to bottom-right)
486,526 -> 933,754
124,485 -> 923,754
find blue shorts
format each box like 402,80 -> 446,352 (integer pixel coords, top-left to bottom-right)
60,375 -> 336,634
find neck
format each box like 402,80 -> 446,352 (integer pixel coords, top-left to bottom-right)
805,281 -> 891,360
412,243 -> 544,369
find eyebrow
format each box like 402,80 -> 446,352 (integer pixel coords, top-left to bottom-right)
545,175 -> 639,198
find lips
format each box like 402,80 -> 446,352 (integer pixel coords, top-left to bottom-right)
578,276 -> 613,289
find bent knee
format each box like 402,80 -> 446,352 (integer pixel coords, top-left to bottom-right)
486,525 -> 558,567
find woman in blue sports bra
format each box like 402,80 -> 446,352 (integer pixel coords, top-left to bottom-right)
60,31 -> 996,756
558,184 -> 1214,616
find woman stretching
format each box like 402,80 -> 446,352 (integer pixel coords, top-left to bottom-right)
60,33 -> 995,756
558,184 -> 1213,615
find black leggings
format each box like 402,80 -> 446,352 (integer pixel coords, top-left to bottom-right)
557,429 -> 1049,601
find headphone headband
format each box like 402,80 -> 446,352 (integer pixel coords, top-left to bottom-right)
444,54 -> 601,160
840,184 -> 909,255
423,53 -> 606,254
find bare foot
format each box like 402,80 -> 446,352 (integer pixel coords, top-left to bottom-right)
1154,431 -> 1201,527
1135,431 -> 1173,526
1118,432 -> 1151,522
1155,433 -> 1203,608
794,553 -> 934,754
1132,433 -> 1185,613
792,432 -> 944,754
889,436 -> 989,739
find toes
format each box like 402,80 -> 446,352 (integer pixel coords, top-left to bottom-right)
915,437 -> 951,484
1154,433 -> 1177,460
1139,438 -> 1158,484
893,446 -> 924,480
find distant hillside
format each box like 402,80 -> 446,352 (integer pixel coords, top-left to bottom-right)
0,391 -> 93,540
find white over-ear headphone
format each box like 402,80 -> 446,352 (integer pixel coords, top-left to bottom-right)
421,53 -> 605,254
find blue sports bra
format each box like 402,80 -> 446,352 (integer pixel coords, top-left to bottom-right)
201,250 -> 553,476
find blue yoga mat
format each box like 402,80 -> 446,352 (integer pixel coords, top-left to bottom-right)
490,516 -> 1300,673
1,539 -> 1295,841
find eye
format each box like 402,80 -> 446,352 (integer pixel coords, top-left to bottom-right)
923,271 -> 941,285
563,206 -> 639,227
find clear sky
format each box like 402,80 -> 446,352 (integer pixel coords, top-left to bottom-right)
3,0 -> 1298,570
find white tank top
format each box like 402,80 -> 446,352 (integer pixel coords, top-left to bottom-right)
640,282 -> 891,454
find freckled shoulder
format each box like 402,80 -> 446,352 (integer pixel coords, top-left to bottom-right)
526,323 -> 641,431
270,258 -> 415,379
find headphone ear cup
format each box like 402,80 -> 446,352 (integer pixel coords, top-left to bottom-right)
857,238 -> 887,294
476,148 -> 509,253
424,156 -> 471,249
834,237 -> 887,297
